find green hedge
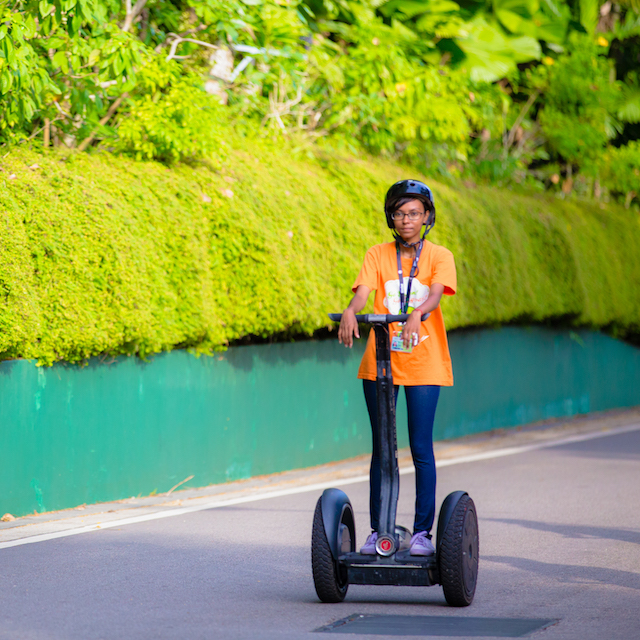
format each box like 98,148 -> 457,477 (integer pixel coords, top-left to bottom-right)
1,140 -> 639,365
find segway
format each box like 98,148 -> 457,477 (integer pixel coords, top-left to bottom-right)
311,313 -> 479,606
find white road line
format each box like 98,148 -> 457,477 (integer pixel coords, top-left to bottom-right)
433,421 -> 640,467
2,421 -> 639,551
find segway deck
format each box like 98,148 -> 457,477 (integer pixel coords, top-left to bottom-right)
340,552 -> 438,586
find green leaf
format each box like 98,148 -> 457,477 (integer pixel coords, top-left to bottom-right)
23,99 -> 35,120
496,9 -> 529,34
24,14 -> 37,39
52,50 -> 69,74
112,53 -> 123,76
0,70 -> 12,93
40,16 -> 53,35
2,38 -> 16,66
535,17 -> 567,43
579,0 -> 598,34
39,1 -> 52,18
88,49 -> 101,66
618,92 -> 640,123
509,35 -> 542,61
456,18 -> 541,82
541,0 -> 563,18
72,12 -> 83,34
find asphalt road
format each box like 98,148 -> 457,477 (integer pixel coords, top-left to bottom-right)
2,427 -> 639,640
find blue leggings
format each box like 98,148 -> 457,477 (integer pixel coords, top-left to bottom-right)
363,380 -> 440,535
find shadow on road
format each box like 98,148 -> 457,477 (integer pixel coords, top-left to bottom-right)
483,517 -> 640,545
483,555 -> 640,589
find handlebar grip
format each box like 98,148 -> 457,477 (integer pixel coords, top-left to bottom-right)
328,312 -> 430,323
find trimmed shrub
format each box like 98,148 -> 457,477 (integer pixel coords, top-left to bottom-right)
1,140 -> 639,365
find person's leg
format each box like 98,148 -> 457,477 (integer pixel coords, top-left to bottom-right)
362,379 -> 399,533
405,385 -> 441,535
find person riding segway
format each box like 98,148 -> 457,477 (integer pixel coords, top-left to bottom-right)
311,179 -> 479,606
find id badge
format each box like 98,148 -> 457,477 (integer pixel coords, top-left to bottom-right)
390,330 -> 413,354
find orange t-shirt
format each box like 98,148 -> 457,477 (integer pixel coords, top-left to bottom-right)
353,241 -> 457,387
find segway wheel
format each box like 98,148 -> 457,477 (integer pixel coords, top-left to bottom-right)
311,497 -> 349,603
439,494 -> 479,607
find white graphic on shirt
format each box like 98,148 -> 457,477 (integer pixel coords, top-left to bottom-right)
383,279 -> 430,314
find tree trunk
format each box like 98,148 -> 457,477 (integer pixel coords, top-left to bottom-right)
625,191 -> 636,209
122,0 -> 147,32
205,47 -> 234,105
43,118 -> 50,148
562,163 -> 573,195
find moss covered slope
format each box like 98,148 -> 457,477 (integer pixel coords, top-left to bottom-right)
1,141 -> 639,364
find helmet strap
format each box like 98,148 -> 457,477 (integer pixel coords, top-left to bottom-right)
393,232 -> 422,249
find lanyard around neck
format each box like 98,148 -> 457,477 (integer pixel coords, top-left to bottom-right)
397,240 -> 423,314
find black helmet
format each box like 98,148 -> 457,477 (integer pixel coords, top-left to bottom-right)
384,179 -> 436,238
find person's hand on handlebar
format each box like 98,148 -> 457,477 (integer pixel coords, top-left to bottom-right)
338,285 -> 370,348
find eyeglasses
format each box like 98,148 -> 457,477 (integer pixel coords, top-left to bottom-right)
391,211 -> 425,221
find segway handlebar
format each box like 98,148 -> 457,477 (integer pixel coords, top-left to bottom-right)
328,312 -> 429,324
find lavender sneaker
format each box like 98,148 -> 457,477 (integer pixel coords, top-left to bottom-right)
410,531 -> 435,556
360,531 -> 378,555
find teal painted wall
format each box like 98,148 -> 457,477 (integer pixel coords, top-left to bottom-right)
2,327 -> 639,517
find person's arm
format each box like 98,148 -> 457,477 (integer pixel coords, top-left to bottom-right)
401,282 -> 445,349
338,285 -> 371,348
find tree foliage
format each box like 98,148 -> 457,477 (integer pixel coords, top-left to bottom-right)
1,0 -> 639,204
538,36 -> 619,172
600,140 -> 640,206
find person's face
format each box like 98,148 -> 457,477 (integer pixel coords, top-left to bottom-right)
391,199 -> 428,244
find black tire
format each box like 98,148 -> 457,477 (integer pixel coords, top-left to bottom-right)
311,497 -> 349,603
439,494 -> 479,607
